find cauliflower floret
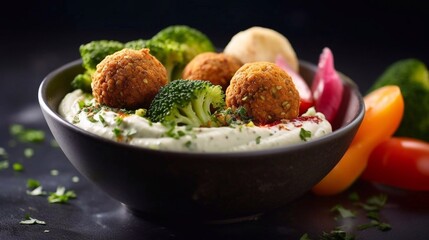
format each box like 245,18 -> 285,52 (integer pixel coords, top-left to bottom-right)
224,26 -> 299,72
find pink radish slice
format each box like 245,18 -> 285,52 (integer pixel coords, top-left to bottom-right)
311,47 -> 344,123
275,55 -> 314,115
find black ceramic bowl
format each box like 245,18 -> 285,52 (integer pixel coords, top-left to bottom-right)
38,59 -> 364,224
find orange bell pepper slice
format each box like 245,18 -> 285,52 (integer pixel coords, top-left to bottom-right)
312,85 -> 404,195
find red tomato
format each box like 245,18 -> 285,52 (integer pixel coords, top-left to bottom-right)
361,137 -> 429,191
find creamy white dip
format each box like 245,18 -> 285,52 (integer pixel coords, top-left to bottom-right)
59,90 -> 332,152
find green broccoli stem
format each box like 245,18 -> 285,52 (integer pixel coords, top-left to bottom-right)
172,104 -> 201,127
193,89 -> 219,127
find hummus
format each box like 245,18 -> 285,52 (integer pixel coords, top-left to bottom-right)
59,90 -> 332,152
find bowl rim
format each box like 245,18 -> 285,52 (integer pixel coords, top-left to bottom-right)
38,59 -> 365,158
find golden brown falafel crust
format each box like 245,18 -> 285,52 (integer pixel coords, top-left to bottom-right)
182,52 -> 243,91
226,62 -> 300,124
92,48 -> 167,109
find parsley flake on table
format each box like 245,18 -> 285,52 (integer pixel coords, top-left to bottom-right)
9,124 -> 45,143
27,186 -> 47,196
320,229 -> 355,240
0,147 -> 7,158
50,169 -> 59,176
0,160 -> 9,170
19,214 -> 46,225
24,148 -> 34,158
48,186 -> 76,203
72,176 -> 80,183
330,204 -> 356,219
26,179 -> 47,196
355,193 -> 391,232
12,162 -> 24,172
26,178 -> 41,189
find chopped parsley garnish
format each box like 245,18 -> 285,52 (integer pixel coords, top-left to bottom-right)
87,115 -> 97,123
0,160 -> 9,170
320,229 -> 355,240
48,186 -> 76,203
256,136 -> 262,144
115,116 -> 123,126
304,192 -> 391,239
26,179 -> 47,196
50,169 -> 59,176
0,147 -> 7,158
299,128 -> 312,141
362,194 -> 388,210
98,114 -> 107,126
72,176 -> 80,183
299,233 -> 311,240
112,127 -> 123,138
348,192 -> 360,202
78,100 -> 86,109
355,193 -> 391,231
24,148 -> 34,158
27,179 -> 41,189
236,106 -> 249,120
184,140 -> 192,148
357,220 -> 392,231
162,121 -> 191,139
9,124 -> 45,143
301,229 -> 356,240
12,162 -> 24,172
330,204 -> 356,219
19,214 -> 46,225
27,186 -> 47,196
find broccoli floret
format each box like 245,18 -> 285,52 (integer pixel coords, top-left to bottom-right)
72,25 -> 214,92
71,69 -> 94,93
124,39 -> 147,50
72,40 -> 124,92
144,39 -> 185,81
149,25 -> 216,81
79,40 -> 124,71
147,80 -> 225,127
368,58 -> 429,142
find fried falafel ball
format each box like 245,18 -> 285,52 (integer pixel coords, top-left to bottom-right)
182,52 -> 243,91
92,48 -> 167,109
226,62 -> 300,124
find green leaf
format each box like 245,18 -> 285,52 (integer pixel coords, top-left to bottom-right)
0,160 -> 9,170
10,124 -> 45,143
24,148 -> 34,158
48,186 -> 76,203
348,192 -> 360,202
299,128 -> 312,141
320,229 -> 355,240
300,233 -> 312,240
19,214 -> 46,225
26,186 -> 47,196
26,179 -> 41,189
331,204 -> 356,219
0,147 -> 7,158
12,163 -> 24,172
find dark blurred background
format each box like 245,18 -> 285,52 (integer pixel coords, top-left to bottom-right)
1,0 -> 428,108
